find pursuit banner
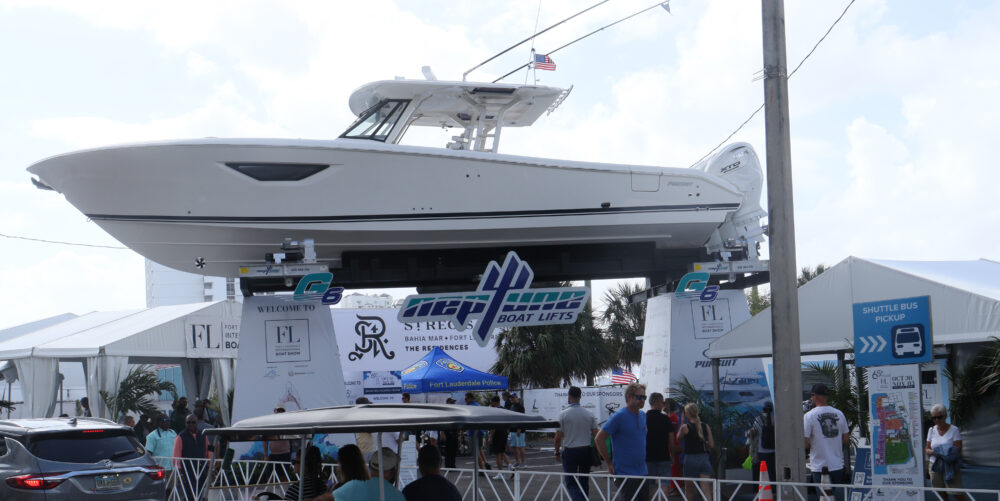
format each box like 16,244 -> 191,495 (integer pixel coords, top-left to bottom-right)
231,297 -> 350,460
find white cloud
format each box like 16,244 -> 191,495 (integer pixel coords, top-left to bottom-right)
0,250 -> 145,331
186,51 -> 217,76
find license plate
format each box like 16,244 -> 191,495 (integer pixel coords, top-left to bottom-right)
95,474 -> 122,491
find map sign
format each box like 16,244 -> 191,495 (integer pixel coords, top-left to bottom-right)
867,364 -> 923,501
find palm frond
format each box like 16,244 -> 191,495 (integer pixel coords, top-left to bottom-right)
101,365 -> 177,420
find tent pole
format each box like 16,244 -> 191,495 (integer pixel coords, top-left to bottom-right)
377,432 -> 385,501
711,358 -> 722,478
297,435 -> 308,501
472,429 -> 481,501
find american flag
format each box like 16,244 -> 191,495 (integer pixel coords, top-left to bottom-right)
610,368 -> 637,384
534,53 -> 556,71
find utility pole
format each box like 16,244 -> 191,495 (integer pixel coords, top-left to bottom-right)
762,0 -> 805,487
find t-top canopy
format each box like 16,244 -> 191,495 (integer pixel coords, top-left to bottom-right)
348,79 -> 566,129
205,403 -> 556,439
401,346 -> 508,393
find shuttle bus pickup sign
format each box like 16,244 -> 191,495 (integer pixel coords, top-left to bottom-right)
852,296 -> 932,367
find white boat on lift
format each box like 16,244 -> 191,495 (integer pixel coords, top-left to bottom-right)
27,76 -> 766,284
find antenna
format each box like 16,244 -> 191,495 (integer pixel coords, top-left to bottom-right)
462,0 -> 610,82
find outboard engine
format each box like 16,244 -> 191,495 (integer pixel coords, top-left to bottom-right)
693,142 -> 767,260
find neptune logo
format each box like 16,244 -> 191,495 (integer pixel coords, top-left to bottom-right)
675,272 -> 719,301
397,251 -> 590,347
293,273 -> 344,305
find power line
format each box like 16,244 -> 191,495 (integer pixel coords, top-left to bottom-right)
0,232 -> 128,250
689,0 -> 857,168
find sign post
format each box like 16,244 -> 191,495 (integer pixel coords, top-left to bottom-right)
853,296 -> 931,501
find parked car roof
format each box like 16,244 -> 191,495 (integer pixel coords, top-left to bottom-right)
0,417 -> 123,434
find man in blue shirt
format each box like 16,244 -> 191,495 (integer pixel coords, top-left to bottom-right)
596,382 -> 649,501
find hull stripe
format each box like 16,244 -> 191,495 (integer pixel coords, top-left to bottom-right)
87,203 -> 740,224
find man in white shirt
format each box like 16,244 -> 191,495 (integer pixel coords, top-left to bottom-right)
803,383 -> 849,501
554,386 -> 599,501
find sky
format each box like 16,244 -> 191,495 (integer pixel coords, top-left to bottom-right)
1,0 -> 999,330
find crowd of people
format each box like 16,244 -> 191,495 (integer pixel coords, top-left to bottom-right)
69,382 -> 966,501
551,382 -> 856,501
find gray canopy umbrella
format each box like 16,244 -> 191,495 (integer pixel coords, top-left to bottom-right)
206,403 -> 558,501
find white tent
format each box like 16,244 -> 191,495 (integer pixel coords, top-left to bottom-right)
707,257 -> 1000,466
707,257 -> 1000,359
0,301 -> 240,422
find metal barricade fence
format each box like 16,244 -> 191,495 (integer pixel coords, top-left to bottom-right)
157,457 -> 999,501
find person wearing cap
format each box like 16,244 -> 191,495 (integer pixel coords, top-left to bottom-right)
324,447 -> 405,501
145,413 -> 177,470
402,444 -> 461,501
748,401 -> 776,481
803,383 -> 849,499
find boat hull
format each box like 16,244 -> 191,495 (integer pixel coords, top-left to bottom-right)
29,139 -> 746,279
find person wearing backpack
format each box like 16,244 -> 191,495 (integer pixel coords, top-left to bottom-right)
748,401 -> 776,481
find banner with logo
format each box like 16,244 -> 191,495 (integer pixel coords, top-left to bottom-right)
867,364 -> 923,501
640,289 -> 769,412
232,297 -> 350,460
184,314 -> 240,358
523,386 -> 626,425
333,309 -> 500,395
397,251 -> 590,347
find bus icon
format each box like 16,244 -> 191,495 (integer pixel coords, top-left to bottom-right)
892,324 -> 925,358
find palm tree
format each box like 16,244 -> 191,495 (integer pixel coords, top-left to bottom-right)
975,337 -> 1000,396
944,338 -> 1000,427
797,264 -> 828,286
746,285 -> 771,315
100,365 -> 177,420
601,282 -> 646,370
492,308 -> 612,388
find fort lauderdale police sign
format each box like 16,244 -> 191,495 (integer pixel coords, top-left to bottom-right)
397,251 -> 590,347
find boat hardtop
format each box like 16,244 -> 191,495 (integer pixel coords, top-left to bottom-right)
342,78 -> 570,152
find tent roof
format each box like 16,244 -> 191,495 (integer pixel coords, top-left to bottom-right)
401,346 -> 507,393
0,313 -> 79,343
206,403 -> 557,437
0,301 -> 239,359
707,257 -> 1000,359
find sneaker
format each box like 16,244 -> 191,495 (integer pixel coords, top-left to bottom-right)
492,473 -> 504,480
508,464 -> 516,471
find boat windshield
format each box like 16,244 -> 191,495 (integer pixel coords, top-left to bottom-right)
340,99 -> 409,142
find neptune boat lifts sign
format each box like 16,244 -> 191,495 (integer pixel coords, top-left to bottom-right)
397,251 -> 591,347
852,296 -> 932,367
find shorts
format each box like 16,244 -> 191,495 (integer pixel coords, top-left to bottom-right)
646,460 -> 671,477
491,432 -> 508,454
509,432 -> 526,448
930,469 -> 963,489
682,453 -> 712,478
